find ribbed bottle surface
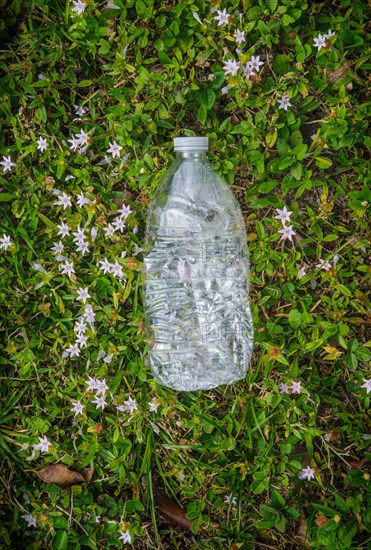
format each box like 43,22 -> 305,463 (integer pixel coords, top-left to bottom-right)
142,143 -> 253,391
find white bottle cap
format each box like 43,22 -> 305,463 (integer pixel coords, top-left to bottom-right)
173,136 -> 209,152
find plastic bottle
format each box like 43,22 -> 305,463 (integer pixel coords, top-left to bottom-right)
142,136 -> 253,391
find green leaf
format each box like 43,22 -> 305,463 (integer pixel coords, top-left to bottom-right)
201,88 -> 215,110
77,80 -> 93,87
272,54 -> 292,75
315,156 -> 333,169
288,309 -> 302,329
51,531 -> 68,550
0,193 -> 13,202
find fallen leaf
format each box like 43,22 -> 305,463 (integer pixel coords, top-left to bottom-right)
36,464 -> 86,486
347,457 -> 368,470
156,488 -> 193,530
78,467 -> 94,482
325,63 -> 350,84
293,513 -> 310,548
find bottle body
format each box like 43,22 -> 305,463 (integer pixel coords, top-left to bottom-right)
142,145 -> 253,391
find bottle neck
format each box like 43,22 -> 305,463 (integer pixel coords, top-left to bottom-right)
175,151 -> 208,159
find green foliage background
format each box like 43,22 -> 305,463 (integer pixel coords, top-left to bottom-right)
0,0 -> 370,548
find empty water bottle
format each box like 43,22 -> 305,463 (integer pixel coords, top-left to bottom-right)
142,136 -> 253,391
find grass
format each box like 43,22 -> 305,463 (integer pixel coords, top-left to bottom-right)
0,0 -> 370,548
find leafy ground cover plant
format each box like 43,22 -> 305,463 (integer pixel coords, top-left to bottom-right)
0,0 -> 370,548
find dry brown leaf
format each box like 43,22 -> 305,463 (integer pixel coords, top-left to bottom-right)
36,464 -> 86,486
78,467 -> 94,482
156,488 -> 193,530
325,63 -> 351,84
293,513 -> 310,548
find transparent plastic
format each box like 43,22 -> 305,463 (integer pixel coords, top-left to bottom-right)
142,138 -> 254,391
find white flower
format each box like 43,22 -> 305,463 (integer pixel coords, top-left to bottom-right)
92,395 -> 107,410
75,318 -> 87,334
72,0 -> 87,16
360,378 -> 371,394
68,137 -> 81,151
133,243 -> 143,256
76,334 -> 88,348
51,241 -> 64,255
0,234 -> 12,250
279,382 -> 290,394
223,59 -> 240,76
107,141 -> 123,159
96,379 -> 109,396
71,400 -> 84,417
289,381 -> 301,394
36,137 -> 48,152
224,493 -> 237,505
99,258 -> 112,274
72,226 -> 86,244
118,204 -> 132,218
22,514 -> 37,528
84,304 -> 95,323
242,62 -> 255,79
103,353 -> 114,364
74,104 -> 87,116
233,29 -> 245,44
33,436 -> 51,453
38,73 -> 48,80
54,192 -> 72,210
110,261 -> 125,279
76,193 -> 91,208
76,287 -> 91,304
66,343 -> 80,358
313,34 -> 327,51
75,129 -> 89,145
278,225 -> 296,243
85,376 -> 100,392
76,241 -> 90,256
95,515 -> 101,523
0,155 -> 15,173
57,221 -> 71,238
113,218 -> 126,233
148,398 -> 159,412
103,224 -> 116,237
277,95 -> 292,111
118,397 -> 138,415
274,205 -> 292,225
214,8 -> 230,26
316,258 -> 331,271
324,29 -> 336,39
60,260 -> 75,277
221,85 -> 231,95
250,55 -> 264,71
119,530 -> 132,544
298,266 -> 307,279
298,466 -> 315,481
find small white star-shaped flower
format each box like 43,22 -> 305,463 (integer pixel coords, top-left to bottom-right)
274,205 -> 292,225
92,395 -> 107,410
68,137 -> 81,151
113,218 -> 126,233
278,225 -> 296,243
242,62 -> 255,79
51,241 -> 64,255
313,34 -> 327,51
22,514 -> 37,528
75,318 -> 87,334
76,129 -> 89,145
99,258 -> 112,274
37,137 -> 48,152
277,95 -> 292,111
33,436 -> 51,453
71,400 -> 84,417
104,224 -> 116,237
360,378 -> 371,394
233,29 -> 245,44
76,334 -> 88,348
110,261 -> 125,279
289,381 -> 301,394
66,343 -> 80,358
118,204 -> 132,218
72,226 -> 86,243
298,266 -> 307,279
298,466 -> 315,481
119,397 -> 138,414
84,304 -> 96,323
223,59 -> 240,76
60,260 -> 75,277
85,376 -> 100,392
148,398 -> 159,412
107,141 -> 123,159
279,382 -> 290,394
224,493 -> 237,505
72,0 -> 87,15
0,155 -> 15,173
57,221 -> 71,238
133,243 -> 143,256
324,29 -> 336,39
76,193 -> 91,208
76,241 -> 90,256
76,287 -> 91,304
214,8 -> 230,26
316,258 -> 331,271
54,192 -> 72,210
74,104 -> 87,116
96,379 -> 109,396
0,234 -> 12,250
119,530 -> 132,544
250,55 -> 264,71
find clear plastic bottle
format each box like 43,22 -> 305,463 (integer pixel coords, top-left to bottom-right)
142,136 -> 253,391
